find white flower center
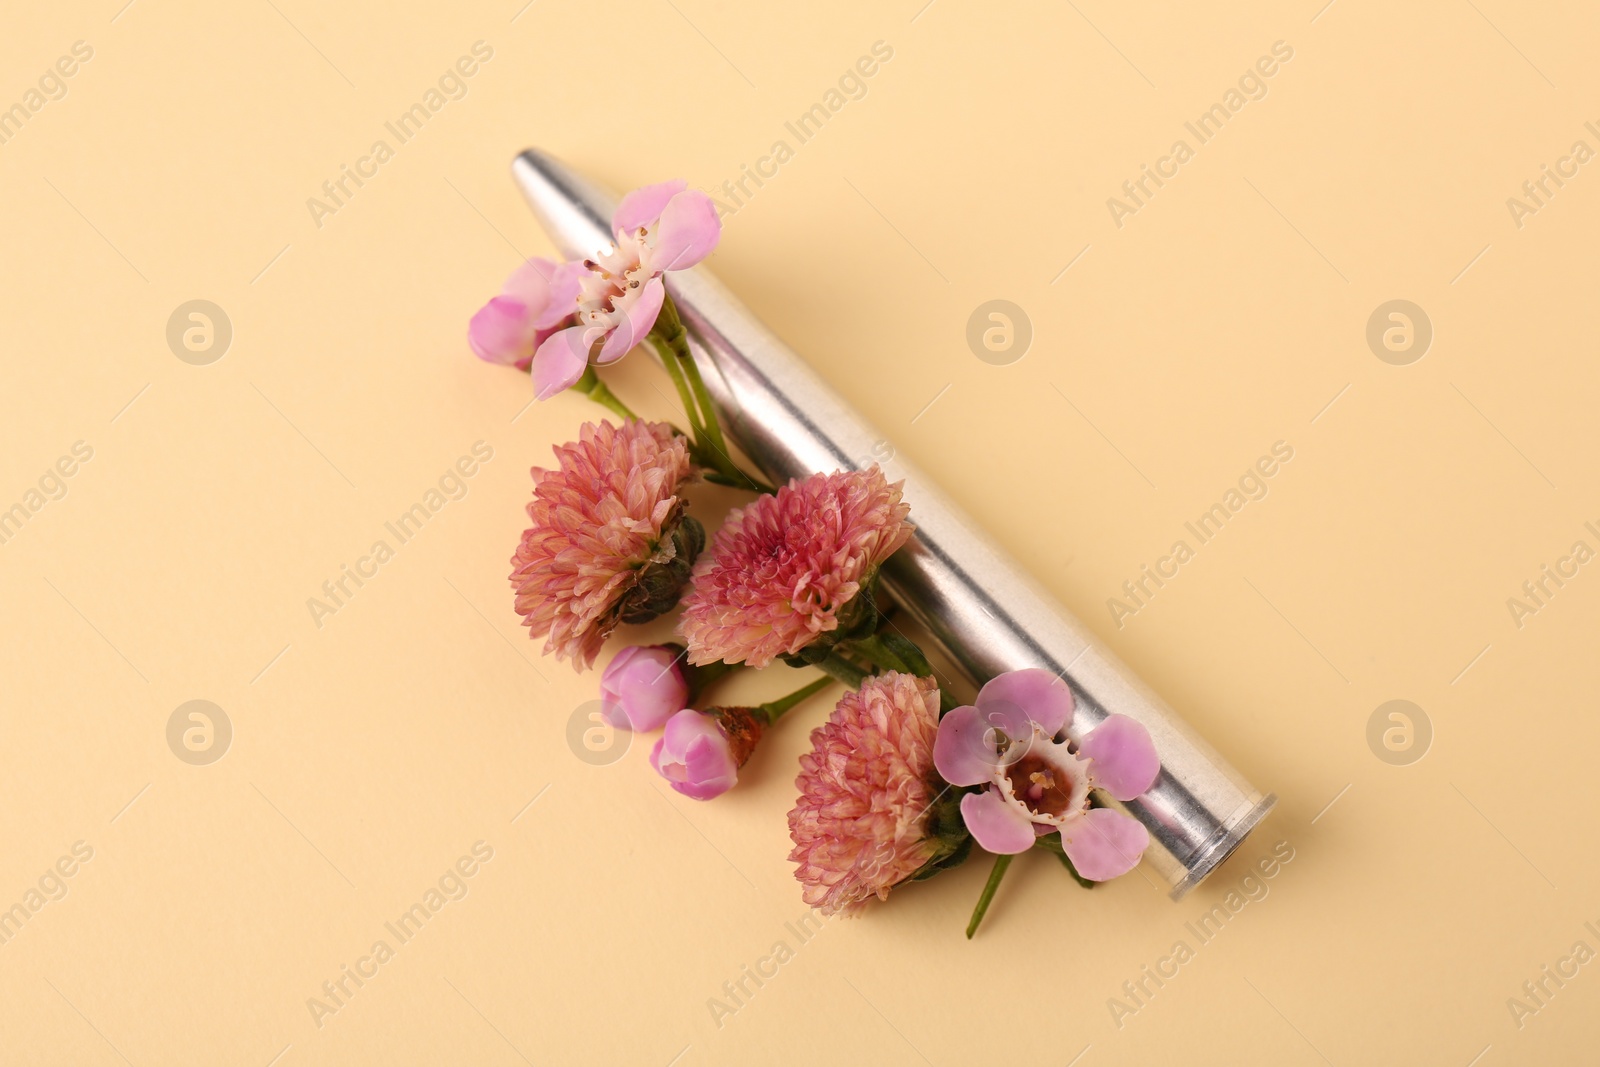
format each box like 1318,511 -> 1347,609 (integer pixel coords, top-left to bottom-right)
994,729 -> 1091,827
576,228 -> 659,337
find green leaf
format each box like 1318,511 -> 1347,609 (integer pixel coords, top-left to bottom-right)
701,469 -> 748,488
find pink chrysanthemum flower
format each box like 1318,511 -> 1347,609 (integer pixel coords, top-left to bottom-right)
788,671 -> 943,916
678,467 -> 914,668
509,419 -> 697,670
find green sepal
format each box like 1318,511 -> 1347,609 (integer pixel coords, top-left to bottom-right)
773,584 -> 880,668
617,515 -> 705,624
906,787 -> 974,882
1034,832 -> 1096,889
909,833 -> 972,882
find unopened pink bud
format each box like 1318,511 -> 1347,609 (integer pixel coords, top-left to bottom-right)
599,644 -> 688,732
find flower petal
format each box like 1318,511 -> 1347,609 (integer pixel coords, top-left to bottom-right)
503,256 -> 555,302
1079,714 -> 1160,801
468,295 -> 534,364
682,733 -> 737,787
613,179 -> 688,236
652,190 -> 722,270
933,704 -> 1003,787
598,697 -> 633,732
976,668 -> 1072,742
596,276 -> 665,364
625,694 -> 683,733
524,324 -> 564,370
548,263 -> 584,322
661,709 -> 728,757
960,788 -> 1037,854
1061,807 -> 1149,881
531,325 -> 594,400
500,258 -> 580,332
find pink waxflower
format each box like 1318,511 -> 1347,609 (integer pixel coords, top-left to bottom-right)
788,672 -> 944,916
600,644 -> 689,732
468,257 -> 581,369
509,419 -> 698,671
934,669 -> 1160,881
651,707 -> 762,800
532,179 -> 721,400
678,467 -> 914,668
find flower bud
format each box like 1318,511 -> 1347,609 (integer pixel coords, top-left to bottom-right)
650,706 -> 763,800
599,644 -> 689,732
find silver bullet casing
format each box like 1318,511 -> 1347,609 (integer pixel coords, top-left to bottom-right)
512,149 -> 1275,899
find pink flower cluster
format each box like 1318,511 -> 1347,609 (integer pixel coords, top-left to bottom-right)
497,419 -> 1160,915
472,179 -> 1165,934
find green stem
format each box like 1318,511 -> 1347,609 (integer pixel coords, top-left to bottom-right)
877,630 -> 935,676
966,853 -> 1013,939
650,297 -> 775,494
647,334 -> 705,441
570,365 -> 638,421
851,632 -> 914,674
810,652 -> 870,689
678,338 -> 729,455
655,296 -> 727,454
758,675 -> 835,724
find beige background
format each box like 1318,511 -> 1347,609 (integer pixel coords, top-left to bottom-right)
2,0 -> 1597,1063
